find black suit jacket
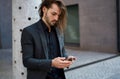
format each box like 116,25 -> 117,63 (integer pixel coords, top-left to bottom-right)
21,20 -> 67,79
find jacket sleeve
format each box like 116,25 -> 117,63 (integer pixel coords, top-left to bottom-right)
62,47 -> 68,57
21,28 -> 51,72
62,34 -> 68,57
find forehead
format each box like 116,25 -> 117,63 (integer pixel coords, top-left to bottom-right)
49,3 -> 61,14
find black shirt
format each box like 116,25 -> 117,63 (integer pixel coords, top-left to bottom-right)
40,19 -> 60,59
40,19 -> 62,79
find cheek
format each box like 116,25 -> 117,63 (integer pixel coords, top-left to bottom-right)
48,13 -> 53,18
46,13 -> 51,19
48,15 -> 54,20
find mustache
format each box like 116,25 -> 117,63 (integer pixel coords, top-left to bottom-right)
52,20 -> 59,23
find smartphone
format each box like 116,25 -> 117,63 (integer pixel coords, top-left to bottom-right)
65,57 -> 75,61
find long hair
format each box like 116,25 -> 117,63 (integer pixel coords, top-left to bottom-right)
38,0 -> 67,32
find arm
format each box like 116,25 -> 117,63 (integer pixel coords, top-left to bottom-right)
21,28 -> 51,71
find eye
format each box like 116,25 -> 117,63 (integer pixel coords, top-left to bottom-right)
52,13 -> 56,16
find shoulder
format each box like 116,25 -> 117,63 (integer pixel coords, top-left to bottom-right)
22,20 -> 40,34
23,23 -> 36,32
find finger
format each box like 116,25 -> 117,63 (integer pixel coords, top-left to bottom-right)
58,64 -> 71,68
60,60 -> 72,64
58,57 -> 66,60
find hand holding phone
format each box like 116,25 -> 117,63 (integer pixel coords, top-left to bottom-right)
64,56 -> 76,68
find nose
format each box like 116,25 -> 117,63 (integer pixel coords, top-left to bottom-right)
54,15 -> 59,21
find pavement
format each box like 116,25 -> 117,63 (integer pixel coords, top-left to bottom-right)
0,48 -> 120,79
65,56 -> 120,79
0,49 -> 12,79
65,49 -> 120,79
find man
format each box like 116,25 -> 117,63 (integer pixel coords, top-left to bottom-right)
21,0 -> 75,79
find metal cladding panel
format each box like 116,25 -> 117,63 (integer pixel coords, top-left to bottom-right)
12,0 -> 42,79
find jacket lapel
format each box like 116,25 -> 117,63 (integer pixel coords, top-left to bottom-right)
55,27 -> 64,56
36,21 -> 49,59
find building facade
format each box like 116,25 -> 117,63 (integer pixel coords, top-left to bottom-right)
62,0 -> 118,52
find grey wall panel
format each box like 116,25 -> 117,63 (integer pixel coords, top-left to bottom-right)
12,0 -> 42,79
0,0 -> 12,48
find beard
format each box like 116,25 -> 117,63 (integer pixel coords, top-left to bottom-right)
45,14 -> 57,26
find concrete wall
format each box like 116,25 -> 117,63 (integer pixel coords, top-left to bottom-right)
63,0 -> 117,52
0,0 -> 12,48
12,0 -> 41,79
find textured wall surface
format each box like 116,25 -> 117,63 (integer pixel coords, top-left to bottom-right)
0,0 -> 12,48
12,0 -> 41,79
63,0 -> 117,52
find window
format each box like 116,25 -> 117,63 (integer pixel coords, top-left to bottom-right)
65,4 -> 80,46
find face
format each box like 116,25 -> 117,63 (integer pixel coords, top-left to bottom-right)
42,3 -> 61,26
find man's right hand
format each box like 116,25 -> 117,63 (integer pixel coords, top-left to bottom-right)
51,57 -> 72,69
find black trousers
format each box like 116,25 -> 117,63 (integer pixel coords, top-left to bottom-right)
46,75 -> 63,79
46,68 -> 63,79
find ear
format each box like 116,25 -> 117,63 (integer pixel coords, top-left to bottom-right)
42,6 -> 47,13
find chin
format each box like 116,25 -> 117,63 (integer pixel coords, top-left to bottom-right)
51,24 -> 55,26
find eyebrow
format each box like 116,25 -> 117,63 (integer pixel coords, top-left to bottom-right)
50,8 -> 61,15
